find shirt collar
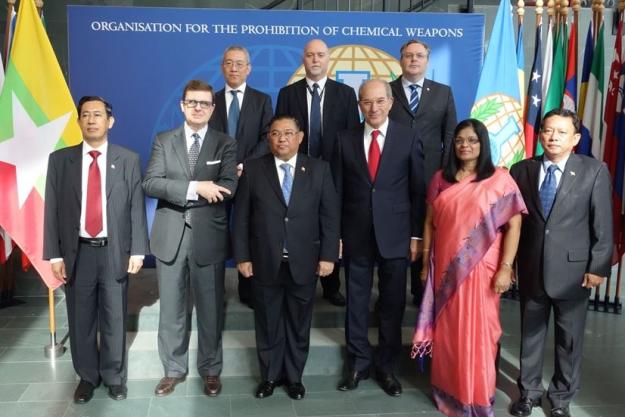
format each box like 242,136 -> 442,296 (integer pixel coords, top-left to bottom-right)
275,154 -> 298,170
306,76 -> 327,92
401,76 -> 424,89
184,123 -> 208,141
225,82 -> 247,95
364,118 -> 389,138
83,140 -> 108,156
542,153 -> 570,173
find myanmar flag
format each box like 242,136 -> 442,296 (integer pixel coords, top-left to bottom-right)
0,0 -> 81,289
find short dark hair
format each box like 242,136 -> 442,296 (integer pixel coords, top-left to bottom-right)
399,39 -> 431,58
442,118 -> 496,183
181,79 -> 214,102
269,115 -> 301,131
541,108 -> 581,133
77,96 -> 112,118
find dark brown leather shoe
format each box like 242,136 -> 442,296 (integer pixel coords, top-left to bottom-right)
154,376 -> 185,397
203,376 -> 221,397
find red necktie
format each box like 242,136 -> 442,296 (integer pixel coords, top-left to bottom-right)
368,129 -> 381,181
85,150 -> 103,237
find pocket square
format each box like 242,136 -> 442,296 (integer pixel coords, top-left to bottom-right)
205,160 -> 221,165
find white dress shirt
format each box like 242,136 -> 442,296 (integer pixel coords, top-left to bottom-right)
401,76 -> 424,104
225,82 -> 246,117
306,76 -> 327,133
539,154 -> 569,191
185,122 -> 208,200
275,154 -> 298,186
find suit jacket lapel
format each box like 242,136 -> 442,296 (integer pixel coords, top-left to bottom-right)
550,154 -> 581,218
527,157 -> 544,219
69,144 -> 82,205
352,125 -> 370,184
322,80 -> 336,128
414,79 -> 431,118
296,80 -> 309,128
172,127 -> 192,178
195,128 -> 218,179
289,154 -> 309,210
392,77 -> 413,117
375,121 -> 395,182
262,155 -> 286,206
216,90 -> 228,132
237,88 -> 252,138
106,145 -> 121,198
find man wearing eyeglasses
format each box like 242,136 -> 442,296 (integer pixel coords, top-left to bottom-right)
333,79 -> 425,397
275,39 -> 360,308
209,45 -> 273,309
389,39 -> 457,307
233,115 -> 339,400
143,79 -> 238,398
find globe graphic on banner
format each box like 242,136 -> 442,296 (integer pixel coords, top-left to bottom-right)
151,44 -> 401,139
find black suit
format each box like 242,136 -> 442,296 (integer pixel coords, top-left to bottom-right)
510,154 -> 613,408
233,153 -> 340,382
276,77 -> 360,296
332,120 -> 425,373
43,143 -> 149,386
389,76 -> 456,303
209,85 -> 273,303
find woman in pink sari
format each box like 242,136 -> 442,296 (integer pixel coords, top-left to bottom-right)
412,119 -> 527,417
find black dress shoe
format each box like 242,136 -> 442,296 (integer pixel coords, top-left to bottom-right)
107,384 -> 127,401
286,382 -> 305,400
376,372 -> 402,397
255,380 -> 282,398
337,370 -> 369,391
324,292 -> 346,306
74,380 -> 96,404
510,397 -> 541,417
550,407 -> 570,417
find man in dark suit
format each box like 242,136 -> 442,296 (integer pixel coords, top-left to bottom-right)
333,79 -> 425,397
389,39 -> 457,306
209,45 -> 273,308
43,96 -> 149,403
509,109 -> 613,417
233,115 -> 340,400
275,38 -> 360,307
143,80 -> 238,398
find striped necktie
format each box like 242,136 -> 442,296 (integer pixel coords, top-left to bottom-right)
409,84 -> 420,113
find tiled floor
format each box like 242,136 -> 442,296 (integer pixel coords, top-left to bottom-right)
0,266 -> 623,417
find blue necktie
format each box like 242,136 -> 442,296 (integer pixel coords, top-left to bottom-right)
308,83 -> 322,158
409,84 -> 420,113
539,164 -> 558,217
280,163 -> 293,204
228,90 -> 240,139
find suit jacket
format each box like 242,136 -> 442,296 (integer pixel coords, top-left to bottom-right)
208,85 -> 273,163
275,78 -> 360,161
510,154 -> 613,300
233,153 -> 340,285
142,125 -> 238,265
43,143 -> 149,281
389,76 -> 456,185
332,120 -> 425,259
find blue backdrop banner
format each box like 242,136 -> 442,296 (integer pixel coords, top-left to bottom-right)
67,6 -> 485,226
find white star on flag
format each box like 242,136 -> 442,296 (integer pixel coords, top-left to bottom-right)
531,71 -> 541,83
531,95 -> 541,107
0,93 -> 71,208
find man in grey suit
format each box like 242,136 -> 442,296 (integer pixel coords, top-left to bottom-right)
43,96 -> 149,403
209,45 -> 273,307
509,109 -> 613,417
143,80 -> 238,397
233,115 -> 340,400
389,39 -> 456,306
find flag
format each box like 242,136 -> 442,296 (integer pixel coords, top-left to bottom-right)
0,0 -> 81,289
524,25 -> 543,157
471,0 -> 524,168
542,20 -> 555,104
562,21 -> 577,111
577,24 -> 595,155
517,20 -> 525,107
544,20 -> 567,114
580,21 -> 605,159
615,58 -> 625,256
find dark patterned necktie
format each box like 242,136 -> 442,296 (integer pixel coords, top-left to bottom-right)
188,133 -> 200,175
539,164 -> 558,217
409,84 -> 420,113
308,83 -> 322,158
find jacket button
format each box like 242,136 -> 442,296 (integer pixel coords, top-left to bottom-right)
284,217 -> 289,222
372,188 -> 376,192
545,229 -> 550,234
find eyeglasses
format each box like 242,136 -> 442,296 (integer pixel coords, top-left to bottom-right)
223,60 -> 248,69
454,137 -> 480,146
359,98 -> 390,108
402,53 -> 428,60
182,100 -> 213,109
269,130 -> 299,140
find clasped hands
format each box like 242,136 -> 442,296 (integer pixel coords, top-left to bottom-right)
237,261 -> 334,278
196,181 -> 231,204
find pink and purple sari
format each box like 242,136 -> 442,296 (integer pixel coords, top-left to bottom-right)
412,168 -> 527,417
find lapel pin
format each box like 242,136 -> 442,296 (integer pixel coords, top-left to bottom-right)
111,164 -> 116,169
301,166 -> 305,172
570,171 -> 576,176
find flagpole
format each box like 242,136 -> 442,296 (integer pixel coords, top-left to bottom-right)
518,0 -> 525,27
44,286 -> 65,359
2,0 -> 16,67
536,0 -> 544,27
36,0 -> 43,16
547,0 -> 555,27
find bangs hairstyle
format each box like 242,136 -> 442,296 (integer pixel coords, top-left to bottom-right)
442,118 -> 496,183
77,96 -> 113,118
